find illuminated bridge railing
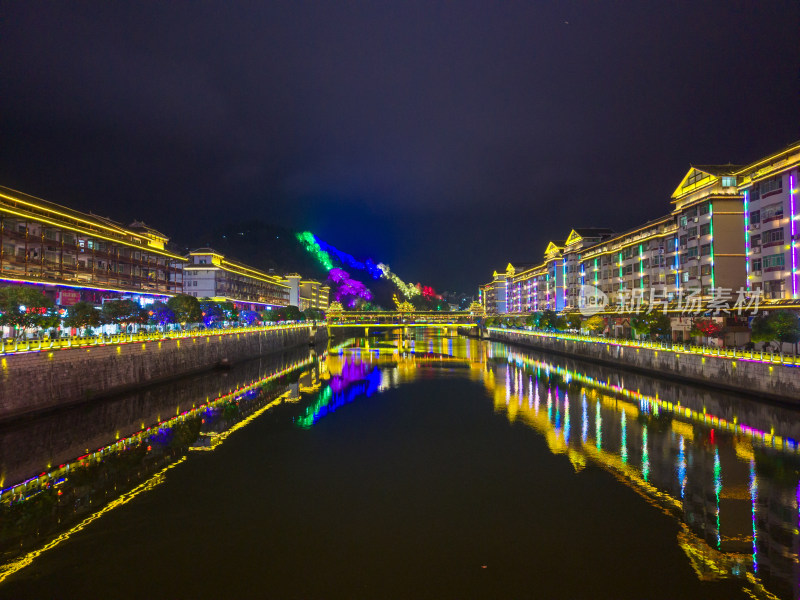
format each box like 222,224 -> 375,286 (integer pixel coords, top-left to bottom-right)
328,311 -> 477,326
0,323 -> 311,356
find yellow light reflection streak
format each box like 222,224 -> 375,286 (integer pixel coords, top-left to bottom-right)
0,456 -> 187,584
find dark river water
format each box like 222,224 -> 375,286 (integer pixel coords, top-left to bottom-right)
1,331 -> 799,599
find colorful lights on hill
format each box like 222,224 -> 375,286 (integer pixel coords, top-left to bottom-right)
296,231 -> 423,299
315,238 -> 382,279
329,268 -> 372,306
296,231 -> 334,271
378,263 -> 420,297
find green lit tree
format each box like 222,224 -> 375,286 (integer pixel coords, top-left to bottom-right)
220,301 -> 239,323
283,305 -> 304,321
167,294 -> 202,325
63,301 -> 101,330
539,310 -> 560,331
769,310 -> 800,349
0,286 -> 58,334
629,312 -> 671,340
566,313 -> 582,330
749,314 -> 773,346
101,300 -> 147,332
751,310 -> 800,355
304,308 -> 325,321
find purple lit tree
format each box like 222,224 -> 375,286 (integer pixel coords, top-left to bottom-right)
328,268 -> 372,308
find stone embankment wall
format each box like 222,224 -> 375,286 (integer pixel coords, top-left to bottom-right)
0,326 -> 328,421
0,345 -> 314,485
481,327 -> 800,403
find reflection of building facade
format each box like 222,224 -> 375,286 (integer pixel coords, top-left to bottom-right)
482,140 -> 800,310
483,344 -> 800,600
181,248 -> 289,310
751,458 -> 800,599
0,185 -> 186,304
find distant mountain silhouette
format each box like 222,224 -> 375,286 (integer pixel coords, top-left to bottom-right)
177,220 -> 330,280
175,220 -> 471,308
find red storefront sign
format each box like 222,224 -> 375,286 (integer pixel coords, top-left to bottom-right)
57,289 -> 82,306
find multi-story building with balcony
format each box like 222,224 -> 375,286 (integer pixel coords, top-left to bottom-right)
0,185 -> 186,306
282,274 -> 330,311
737,141 -> 800,299
479,270 -> 507,314
481,143 -> 800,316
496,230 -> 614,315
182,248 -> 289,311
670,165 -> 746,296
580,216 -> 677,304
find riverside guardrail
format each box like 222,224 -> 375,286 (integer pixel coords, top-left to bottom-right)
0,323 -> 328,421
487,327 -> 800,367
0,323 -> 316,355
486,326 -> 800,402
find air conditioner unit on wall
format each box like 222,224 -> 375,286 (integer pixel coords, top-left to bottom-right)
752,223 -> 760,229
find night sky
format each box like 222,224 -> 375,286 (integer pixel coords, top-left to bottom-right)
1,2 -> 798,292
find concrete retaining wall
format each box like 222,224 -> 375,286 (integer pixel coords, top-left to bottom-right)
485,328 -> 800,403
0,326 -> 328,421
0,345 -> 314,485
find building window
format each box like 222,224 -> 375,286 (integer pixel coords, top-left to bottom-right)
751,234 -> 761,247
698,202 -> 711,215
762,202 -> 784,223
763,254 -> 785,271
679,215 -> 688,228
700,244 -> 711,256
721,176 -> 736,187
762,227 -> 784,246
686,171 -> 710,187
750,210 -> 760,225
687,246 -> 698,258
752,258 -> 762,272
759,176 -> 783,197
701,264 -> 711,276
700,223 -> 711,236
680,235 -> 688,246
765,279 -> 785,298
687,226 -> 698,238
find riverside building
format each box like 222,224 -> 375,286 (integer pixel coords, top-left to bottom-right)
181,248 -> 290,311
282,273 -> 330,311
0,185 -> 186,306
481,140 -> 800,314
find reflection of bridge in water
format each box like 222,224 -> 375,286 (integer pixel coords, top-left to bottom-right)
309,335 -> 800,600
